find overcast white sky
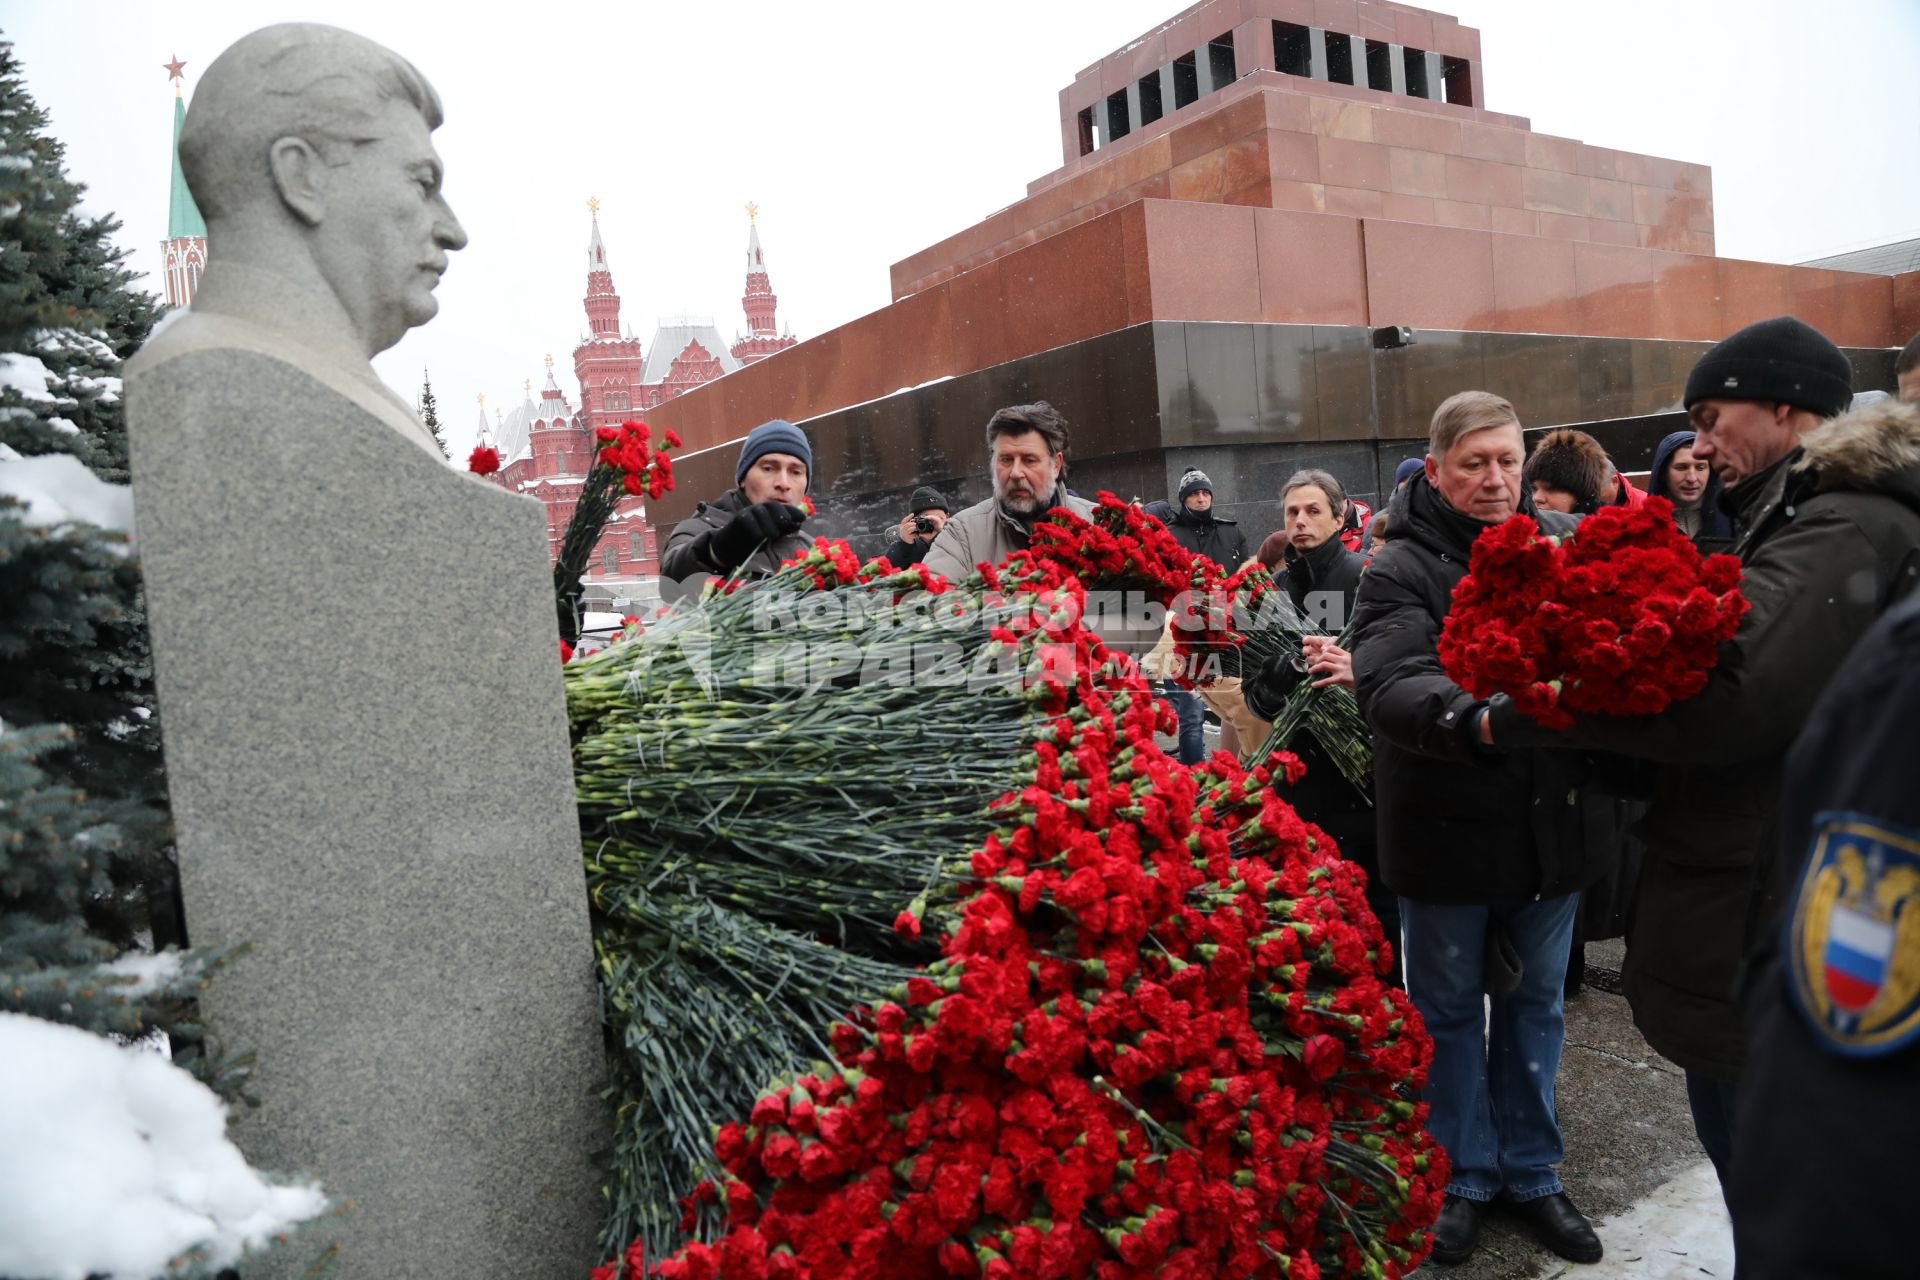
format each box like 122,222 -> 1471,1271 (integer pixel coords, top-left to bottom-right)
8,0 -> 1918,460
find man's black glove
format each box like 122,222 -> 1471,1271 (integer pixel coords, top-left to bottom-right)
702,500 -> 806,571
1242,647 -> 1309,722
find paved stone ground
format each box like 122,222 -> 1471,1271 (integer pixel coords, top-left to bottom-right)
1424,940 -> 1734,1279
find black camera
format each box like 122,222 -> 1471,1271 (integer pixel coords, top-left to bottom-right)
911,514 -> 937,535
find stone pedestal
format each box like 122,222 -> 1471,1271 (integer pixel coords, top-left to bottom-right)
128,338 -> 607,1277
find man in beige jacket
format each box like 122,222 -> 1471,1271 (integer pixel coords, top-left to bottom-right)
923,401 -> 1095,582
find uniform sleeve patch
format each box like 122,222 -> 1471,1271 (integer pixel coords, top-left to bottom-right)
1787,811 -> 1920,1057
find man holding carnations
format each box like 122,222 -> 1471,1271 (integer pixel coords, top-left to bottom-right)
658,419 -> 815,600
1480,317 -> 1920,1223
1242,467 -> 1401,984
1351,390 -> 1617,1266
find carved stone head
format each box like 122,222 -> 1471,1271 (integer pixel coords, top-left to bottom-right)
179,24 -> 467,357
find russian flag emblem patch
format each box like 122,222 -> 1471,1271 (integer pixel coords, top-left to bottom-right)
1788,812 -> 1920,1057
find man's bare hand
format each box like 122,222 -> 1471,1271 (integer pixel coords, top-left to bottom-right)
1305,638 -> 1354,689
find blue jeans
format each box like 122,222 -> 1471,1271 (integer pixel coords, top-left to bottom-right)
1161,682 -> 1206,765
1400,893 -> 1579,1203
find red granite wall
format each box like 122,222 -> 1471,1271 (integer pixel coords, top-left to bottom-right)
892,74 -> 1713,300
652,197 -> 1897,454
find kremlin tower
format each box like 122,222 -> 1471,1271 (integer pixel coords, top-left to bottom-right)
479,200 -> 805,604
572,199 -> 645,430
480,204 -> 663,596
160,54 -> 207,309
486,352 -> 658,587
730,203 -> 797,366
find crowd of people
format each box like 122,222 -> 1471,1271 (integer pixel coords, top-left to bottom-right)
654,316 -> 1920,1274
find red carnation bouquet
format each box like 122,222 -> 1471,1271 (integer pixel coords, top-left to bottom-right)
595,419 -> 682,501
1024,493 -> 1205,676
1027,492 -> 1199,609
1438,496 -> 1749,729
553,419 -> 681,645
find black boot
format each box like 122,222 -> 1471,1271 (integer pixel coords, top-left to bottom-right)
1429,1194 -> 1484,1265
1511,1191 -> 1603,1263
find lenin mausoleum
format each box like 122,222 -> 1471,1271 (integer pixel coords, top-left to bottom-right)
648,0 -> 1920,548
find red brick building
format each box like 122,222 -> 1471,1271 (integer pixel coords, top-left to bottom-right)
482,205 -> 799,601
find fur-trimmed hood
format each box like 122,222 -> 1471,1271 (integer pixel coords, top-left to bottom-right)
1796,397 -> 1920,500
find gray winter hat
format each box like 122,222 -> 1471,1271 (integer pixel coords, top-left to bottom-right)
1177,468 -> 1213,503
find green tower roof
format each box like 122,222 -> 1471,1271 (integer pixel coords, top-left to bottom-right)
168,90 -> 207,240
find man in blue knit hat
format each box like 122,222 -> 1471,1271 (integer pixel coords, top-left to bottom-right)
1480,317 -> 1920,1229
659,418 -> 815,600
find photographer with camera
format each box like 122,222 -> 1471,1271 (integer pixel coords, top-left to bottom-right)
882,485 -> 951,569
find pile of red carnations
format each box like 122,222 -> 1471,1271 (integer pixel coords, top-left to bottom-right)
1438,496 -> 1749,729
1028,494 -> 1199,609
1168,558 -> 1296,682
589,525 -> 1446,1280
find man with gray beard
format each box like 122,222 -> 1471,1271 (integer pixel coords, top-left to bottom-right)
922,401 -> 1095,581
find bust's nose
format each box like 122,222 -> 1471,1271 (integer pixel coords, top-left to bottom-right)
434,197 -> 469,252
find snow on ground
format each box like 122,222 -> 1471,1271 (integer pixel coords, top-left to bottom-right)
1528,1161 -> 1734,1279
0,1013 -> 327,1280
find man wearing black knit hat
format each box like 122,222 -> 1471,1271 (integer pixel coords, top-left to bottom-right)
881,485 -> 951,568
658,418 -> 815,601
1164,468 -> 1249,570
1478,316 -> 1920,1230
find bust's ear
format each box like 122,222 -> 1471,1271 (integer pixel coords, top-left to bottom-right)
267,136 -> 328,227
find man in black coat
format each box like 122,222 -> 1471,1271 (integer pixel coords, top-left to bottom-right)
1353,391 -> 1613,1267
1156,474 -> 1246,764
1728,589 -> 1920,1277
1646,428 -> 1736,552
658,419 -> 813,602
1482,321 -> 1920,1212
1165,468 -> 1248,571
1242,468 -> 1398,982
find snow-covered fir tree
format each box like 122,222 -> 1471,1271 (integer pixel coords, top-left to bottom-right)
0,37 -> 176,961
0,41 -> 330,1277
0,26 -> 255,1097
419,367 -> 448,458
